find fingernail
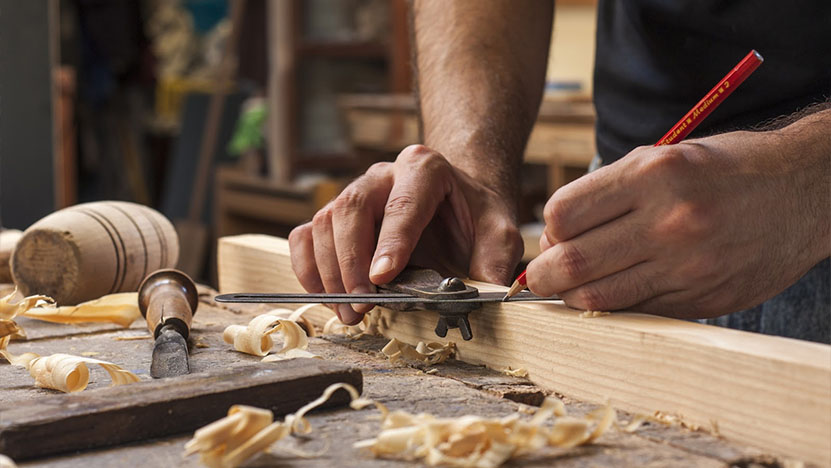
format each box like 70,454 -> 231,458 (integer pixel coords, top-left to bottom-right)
337,304 -> 363,326
369,255 -> 394,279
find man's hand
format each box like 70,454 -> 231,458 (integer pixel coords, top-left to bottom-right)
527,114 -> 831,319
289,145 -> 523,325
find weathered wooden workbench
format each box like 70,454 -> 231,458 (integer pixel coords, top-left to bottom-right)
0,286 -> 781,468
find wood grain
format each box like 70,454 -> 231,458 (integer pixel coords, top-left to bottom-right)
217,234 -> 831,465
0,359 -> 362,460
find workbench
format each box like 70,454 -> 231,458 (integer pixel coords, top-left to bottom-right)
1,287 -> 779,467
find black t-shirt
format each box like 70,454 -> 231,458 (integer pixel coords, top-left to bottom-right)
594,1 -> 831,164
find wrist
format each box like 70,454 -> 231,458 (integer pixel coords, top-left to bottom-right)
424,136 -> 522,208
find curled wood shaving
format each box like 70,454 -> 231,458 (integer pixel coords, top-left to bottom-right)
1,289 -> 53,343
0,454 -> 17,468
184,383 -> 368,468
263,304 -> 321,337
261,348 -> 322,362
223,314 -> 318,360
23,292 -> 141,327
0,336 -> 139,393
354,391 -> 616,467
322,311 -> 380,339
0,320 -> 21,339
0,288 -> 54,321
382,338 -> 455,365
578,310 -> 610,318
501,367 -> 528,378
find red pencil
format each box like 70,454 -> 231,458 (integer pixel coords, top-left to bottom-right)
503,50 -> 764,301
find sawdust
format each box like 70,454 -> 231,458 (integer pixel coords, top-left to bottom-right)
579,310 -> 610,318
500,367 -> 528,378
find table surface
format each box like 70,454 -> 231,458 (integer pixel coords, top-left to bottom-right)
0,288 -> 774,468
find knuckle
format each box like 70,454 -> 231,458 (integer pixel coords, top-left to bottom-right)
365,161 -> 392,177
288,223 -> 311,245
398,144 -> 432,160
557,243 -> 589,281
543,196 -> 571,242
643,145 -> 691,178
575,285 -> 610,311
337,249 -> 362,275
333,187 -> 368,212
311,206 -> 332,227
384,194 -> 419,218
400,145 -> 449,174
654,201 -> 715,243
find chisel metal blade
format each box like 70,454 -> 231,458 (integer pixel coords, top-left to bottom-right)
150,325 -> 190,379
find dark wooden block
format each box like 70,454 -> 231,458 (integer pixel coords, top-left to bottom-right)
0,358 -> 362,460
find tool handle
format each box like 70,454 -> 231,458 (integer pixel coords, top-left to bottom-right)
11,201 -> 179,305
138,269 -> 198,338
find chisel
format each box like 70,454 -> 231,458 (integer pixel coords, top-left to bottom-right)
138,269 -> 198,378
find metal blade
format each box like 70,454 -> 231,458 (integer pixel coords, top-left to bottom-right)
150,325 -> 190,379
215,291 -> 556,304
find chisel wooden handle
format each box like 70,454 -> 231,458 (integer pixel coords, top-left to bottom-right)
11,201 -> 179,305
138,269 -> 198,338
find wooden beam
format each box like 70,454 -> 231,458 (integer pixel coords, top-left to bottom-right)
0,359 -> 361,460
217,234 -> 831,465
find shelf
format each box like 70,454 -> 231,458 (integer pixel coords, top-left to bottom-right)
297,40 -> 388,59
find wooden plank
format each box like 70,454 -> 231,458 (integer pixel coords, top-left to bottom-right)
18,337 -> 762,468
217,234 -> 831,466
0,359 -> 361,461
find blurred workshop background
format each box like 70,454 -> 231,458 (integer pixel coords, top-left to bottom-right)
0,0 -> 597,284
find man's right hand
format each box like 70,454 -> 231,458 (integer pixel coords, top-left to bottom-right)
289,144 -> 524,325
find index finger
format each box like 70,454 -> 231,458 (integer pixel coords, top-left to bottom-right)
369,146 -> 456,284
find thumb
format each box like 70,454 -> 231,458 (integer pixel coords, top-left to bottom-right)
468,219 -> 524,285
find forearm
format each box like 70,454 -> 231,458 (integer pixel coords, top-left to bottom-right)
765,106 -> 831,261
412,0 -> 553,206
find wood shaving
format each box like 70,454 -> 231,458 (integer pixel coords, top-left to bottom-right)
0,320 -> 21,339
112,334 -> 151,341
0,289 -> 53,343
195,338 -> 210,348
0,288 -> 54,321
23,292 -> 141,327
323,311 -> 380,339
222,314 -> 319,360
424,368 -> 438,375
263,304 -> 324,337
579,311 -> 610,318
0,454 -> 17,468
0,335 -> 139,393
354,390 -> 616,467
382,338 -> 455,366
620,414 -> 648,433
80,351 -> 100,357
185,383 -> 622,468
501,367 -> 528,378
261,348 -> 322,362
184,382 -> 367,468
